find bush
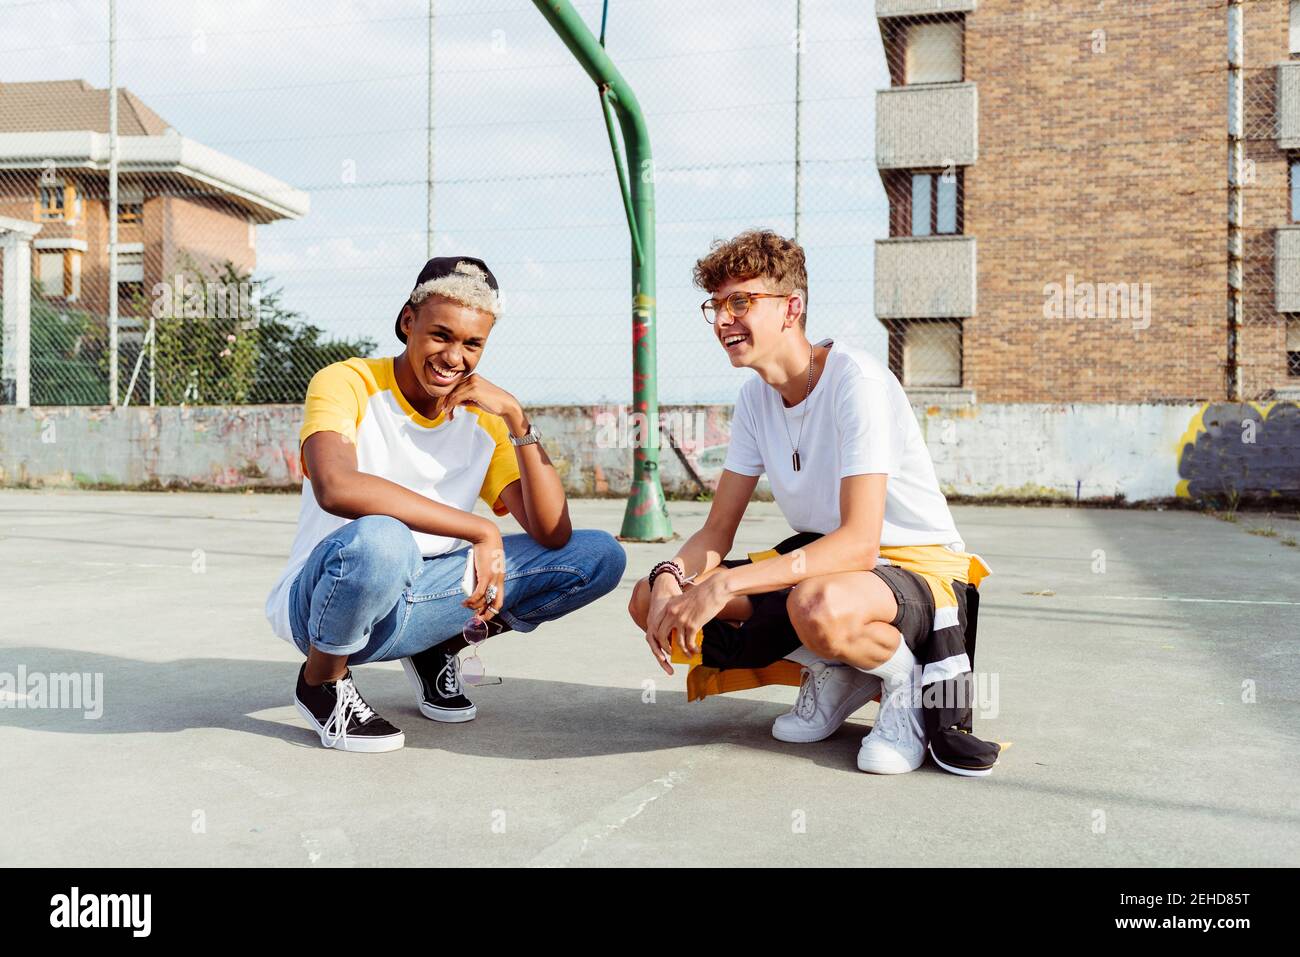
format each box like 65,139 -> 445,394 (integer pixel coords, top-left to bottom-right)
7,260 -> 376,406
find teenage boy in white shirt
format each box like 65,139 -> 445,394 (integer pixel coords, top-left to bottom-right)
628,230 -> 997,776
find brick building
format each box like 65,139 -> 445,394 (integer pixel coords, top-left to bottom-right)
872,0 -> 1300,403
0,80 -> 308,319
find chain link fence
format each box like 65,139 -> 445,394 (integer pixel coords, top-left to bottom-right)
1,1 -> 1298,409
1245,26 -> 1300,400
0,0 -> 888,409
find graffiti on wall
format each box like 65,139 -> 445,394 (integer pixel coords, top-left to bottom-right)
550,404 -> 737,497
1176,402 -> 1300,499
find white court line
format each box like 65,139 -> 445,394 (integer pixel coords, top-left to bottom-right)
528,747 -> 728,867
528,769 -> 688,868
1103,595 -> 1300,607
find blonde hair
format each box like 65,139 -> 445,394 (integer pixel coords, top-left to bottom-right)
409,261 -> 500,318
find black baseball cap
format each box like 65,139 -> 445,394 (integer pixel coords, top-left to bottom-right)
395,256 -> 500,343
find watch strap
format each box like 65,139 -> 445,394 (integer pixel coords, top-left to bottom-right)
509,423 -> 541,447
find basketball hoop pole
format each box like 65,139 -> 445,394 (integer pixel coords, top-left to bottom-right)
532,0 -> 674,541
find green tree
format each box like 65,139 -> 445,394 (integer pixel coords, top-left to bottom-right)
149,255 -> 258,404
244,272 -> 377,403
8,260 -> 373,406
28,291 -> 108,405
150,259 -> 375,404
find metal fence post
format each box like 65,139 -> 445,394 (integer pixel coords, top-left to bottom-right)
107,0 -> 120,408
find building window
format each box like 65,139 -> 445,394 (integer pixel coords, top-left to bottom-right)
38,181 -> 68,220
1291,1 -> 1300,56
117,185 -> 144,223
117,250 -> 145,283
38,252 -> 64,296
1292,160 -> 1300,222
114,250 -> 146,313
880,15 -> 965,86
886,319 -> 963,388
35,249 -> 81,299
37,180 -> 79,221
904,19 -> 964,84
1288,317 -> 1300,376
888,169 -> 963,237
910,171 -> 959,236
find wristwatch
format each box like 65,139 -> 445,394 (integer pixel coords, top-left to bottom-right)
509,423 -> 542,447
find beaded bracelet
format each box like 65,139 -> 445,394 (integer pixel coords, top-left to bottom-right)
647,559 -> 688,590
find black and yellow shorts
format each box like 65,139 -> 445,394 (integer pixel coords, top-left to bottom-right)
675,531 -> 989,703
870,562 -> 936,654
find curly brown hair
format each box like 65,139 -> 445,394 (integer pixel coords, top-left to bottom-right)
692,229 -> 808,328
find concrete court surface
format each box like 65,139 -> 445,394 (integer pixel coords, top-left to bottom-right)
1,489 -> 1297,868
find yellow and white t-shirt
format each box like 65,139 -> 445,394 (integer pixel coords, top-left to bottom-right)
264,356 -> 521,643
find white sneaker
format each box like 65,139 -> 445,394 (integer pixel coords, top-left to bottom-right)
857,672 -> 926,774
772,660 -> 882,743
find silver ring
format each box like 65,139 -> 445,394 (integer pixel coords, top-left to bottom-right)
484,584 -> 498,604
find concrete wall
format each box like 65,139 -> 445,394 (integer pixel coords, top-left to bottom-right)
5,401 -> 1297,503
0,405 -> 303,488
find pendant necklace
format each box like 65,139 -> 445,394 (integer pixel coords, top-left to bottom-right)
781,344 -> 816,472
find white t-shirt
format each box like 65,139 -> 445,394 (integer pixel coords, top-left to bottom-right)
263,356 -> 520,643
722,339 -> 962,547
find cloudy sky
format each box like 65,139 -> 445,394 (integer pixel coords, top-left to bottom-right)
1,0 -> 889,403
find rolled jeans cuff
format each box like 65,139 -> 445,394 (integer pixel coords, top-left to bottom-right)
496,607 -> 537,634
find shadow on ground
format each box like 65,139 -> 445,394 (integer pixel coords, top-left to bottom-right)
0,646 -> 892,773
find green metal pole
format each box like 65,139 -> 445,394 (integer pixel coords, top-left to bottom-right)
532,0 -> 673,541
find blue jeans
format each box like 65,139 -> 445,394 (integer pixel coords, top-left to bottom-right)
287,515 -> 627,664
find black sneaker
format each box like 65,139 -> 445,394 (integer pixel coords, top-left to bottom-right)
927,727 -> 1000,777
401,632 -> 498,723
920,674 -> 1000,777
294,663 -> 405,752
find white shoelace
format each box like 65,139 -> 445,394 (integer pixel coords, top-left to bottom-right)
873,684 -> 919,744
437,654 -> 463,698
320,677 -> 376,749
793,666 -> 830,721
873,691 -> 904,743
